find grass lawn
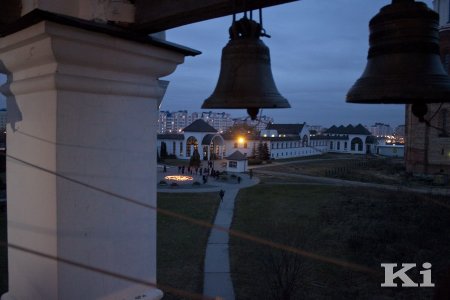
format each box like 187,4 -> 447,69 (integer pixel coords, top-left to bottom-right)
270,152 -> 350,163
160,158 -> 190,167
261,156 -> 415,185
157,192 -> 220,300
0,207 -> 7,295
230,184 -> 450,299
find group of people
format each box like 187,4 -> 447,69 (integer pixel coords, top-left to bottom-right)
163,160 -> 252,190
176,164 -> 217,177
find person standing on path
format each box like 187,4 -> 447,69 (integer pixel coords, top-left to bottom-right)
219,189 -> 225,202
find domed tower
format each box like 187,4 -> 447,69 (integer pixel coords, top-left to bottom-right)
405,0 -> 450,175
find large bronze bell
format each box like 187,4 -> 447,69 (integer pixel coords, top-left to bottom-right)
346,0 -> 450,105
202,17 -> 290,120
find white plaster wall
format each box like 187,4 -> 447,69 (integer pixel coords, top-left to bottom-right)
260,129 -> 277,137
6,90 -> 58,299
226,160 -> 247,173
377,146 -> 405,157
269,146 -> 322,159
327,135 -> 367,154
0,20 -> 184,300
299,126 -> 310,139
224,140 -> 255,157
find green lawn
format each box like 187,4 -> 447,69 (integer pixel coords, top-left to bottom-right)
0,208 -> 7,295
157,192 -> 220,300
261,156 -> 414,185
160,158 -> 195,167
230,184 -> 450,299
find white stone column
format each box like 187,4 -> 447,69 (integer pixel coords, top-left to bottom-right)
0,20 -> 187,300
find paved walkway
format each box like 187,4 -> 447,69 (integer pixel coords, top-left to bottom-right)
201,176 -> 258,300
158,167 -> 259,300
203,187 -> 239,300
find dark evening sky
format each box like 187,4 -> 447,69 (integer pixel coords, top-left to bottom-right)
161,0 -> 434,127
0,0 -> 434,128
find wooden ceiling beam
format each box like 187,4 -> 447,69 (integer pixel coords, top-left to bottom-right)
133,0 -> 299,33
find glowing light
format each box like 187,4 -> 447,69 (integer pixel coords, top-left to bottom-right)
164,175 -> 193,182
238,137 -> 245,144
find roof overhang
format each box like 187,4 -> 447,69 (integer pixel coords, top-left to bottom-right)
133,0 -> 300,33
0,9 -> 201,56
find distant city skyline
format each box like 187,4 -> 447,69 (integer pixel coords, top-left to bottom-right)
158,109 -> 404,136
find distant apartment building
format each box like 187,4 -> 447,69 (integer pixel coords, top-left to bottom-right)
158,110 -> 273,133
158,110 -> 200,133
200,111 -> 234,133
369,122 -> 393,137
233,115 -> 274,132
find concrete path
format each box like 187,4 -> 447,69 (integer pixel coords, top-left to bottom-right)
158,167 -> 259,300
203,188 -> 239,300
201,175 -> 259,300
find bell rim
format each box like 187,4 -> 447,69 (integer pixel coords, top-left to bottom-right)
201,96 -> 291,109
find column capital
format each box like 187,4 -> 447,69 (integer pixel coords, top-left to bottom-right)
0,17 -> 190,99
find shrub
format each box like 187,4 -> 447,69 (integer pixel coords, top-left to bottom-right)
193,181 -> 201,186
159,180 -> 168,185
248,159 -> 262,166
160,142 -> 168,159
170,182 -> 179,187
189,149 -> 201,168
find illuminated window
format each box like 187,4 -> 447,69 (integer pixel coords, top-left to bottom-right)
229,161 -> 237,168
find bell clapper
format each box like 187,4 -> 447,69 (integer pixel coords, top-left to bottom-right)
246,108 -> 260,121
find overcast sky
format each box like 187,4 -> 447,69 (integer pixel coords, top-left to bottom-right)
0,0 -> 434,128
161,0 -> 434,128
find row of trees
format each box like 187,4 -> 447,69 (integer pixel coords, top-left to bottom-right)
251,142 -> 270,161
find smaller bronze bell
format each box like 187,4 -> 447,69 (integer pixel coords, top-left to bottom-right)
346,0 -> 450,104
202,17 -> 290,120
